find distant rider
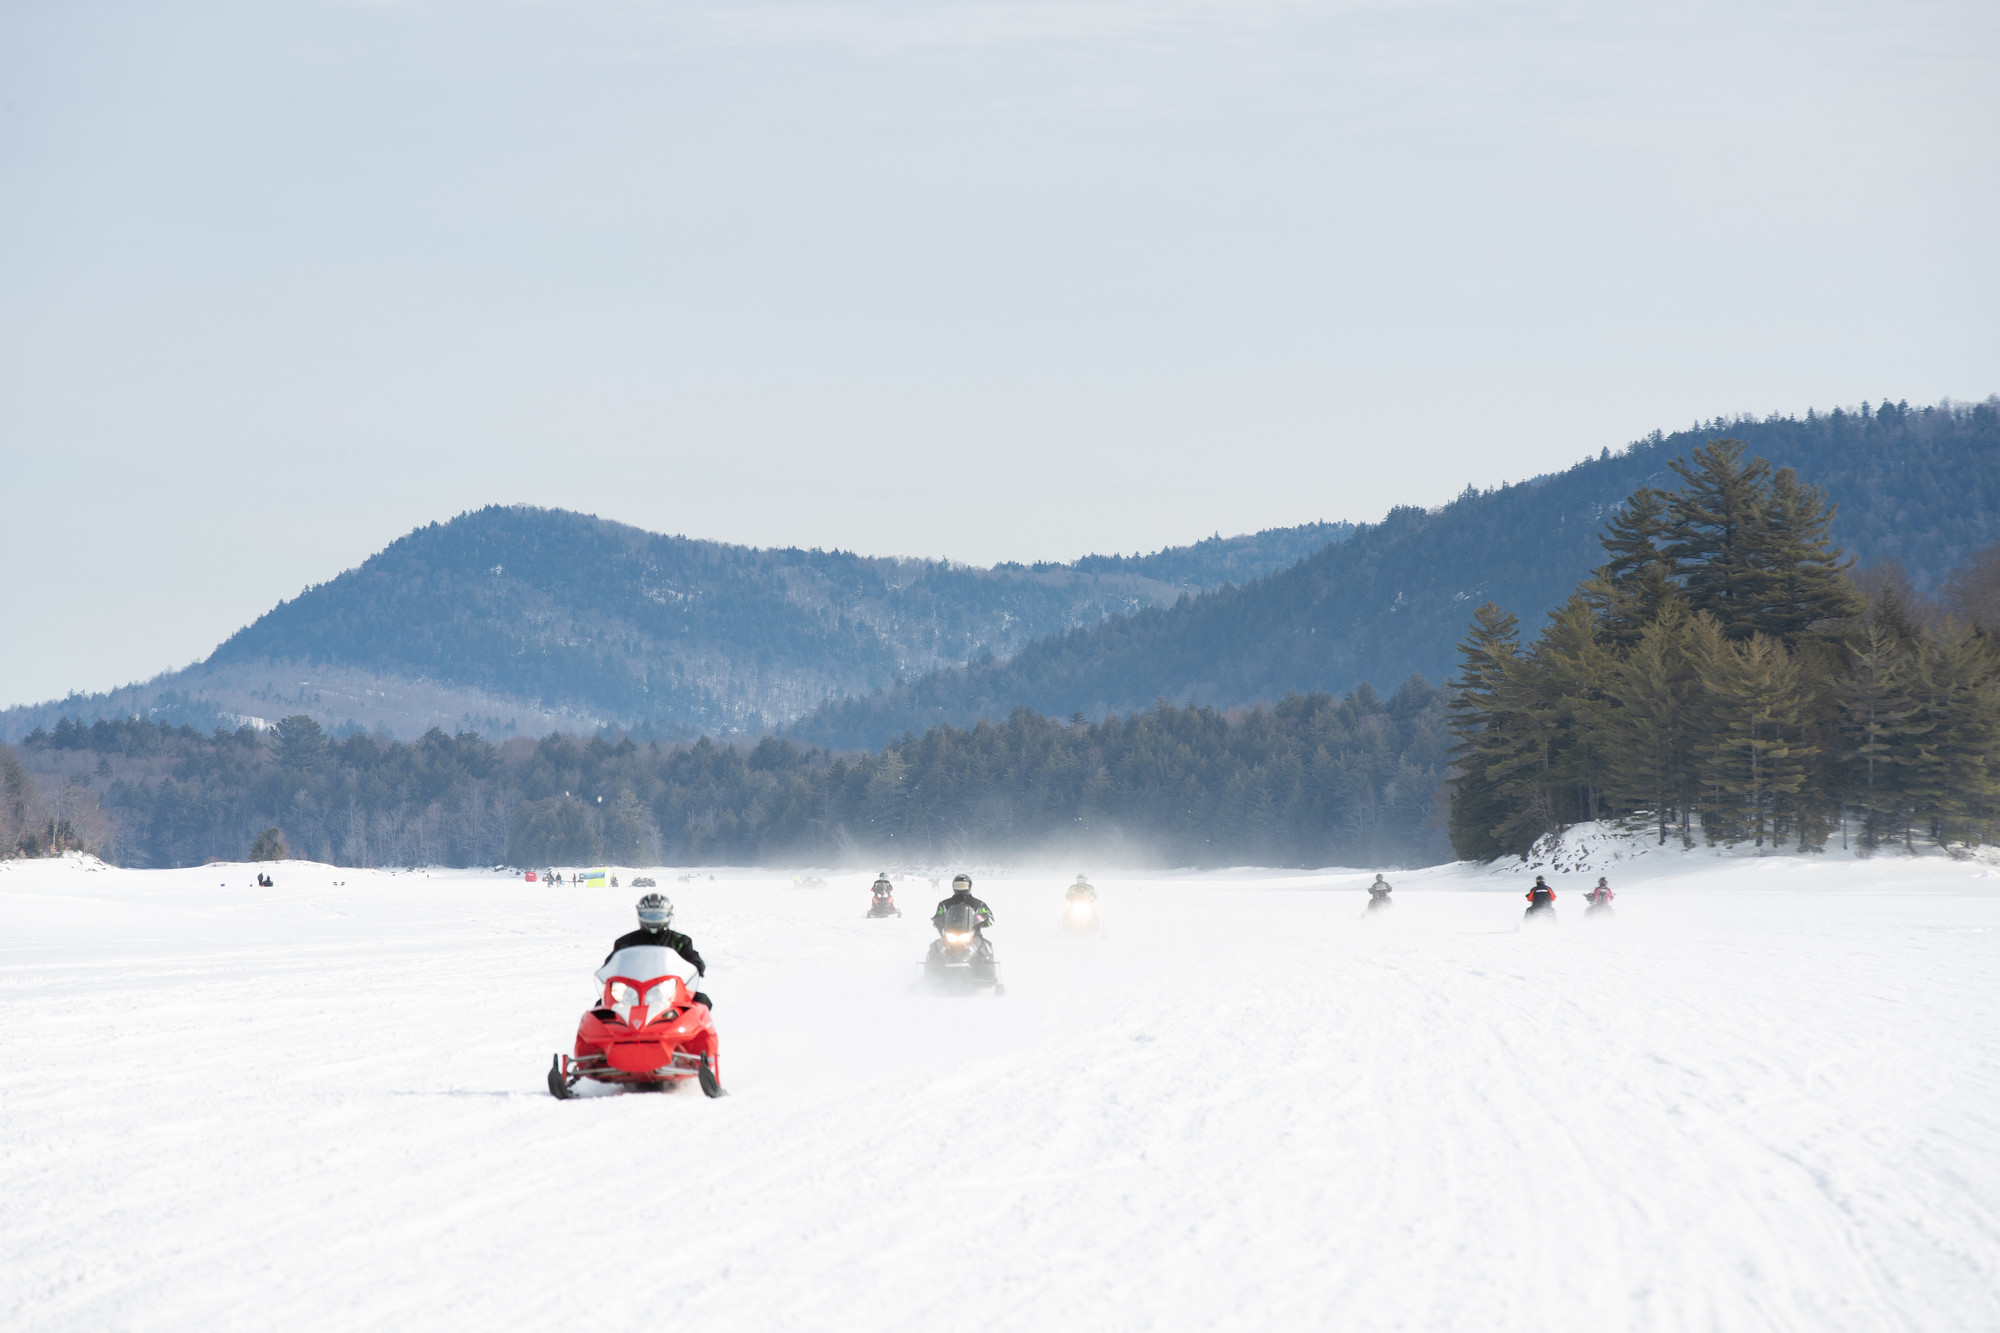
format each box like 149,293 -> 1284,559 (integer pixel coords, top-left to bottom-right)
1368,873 -> 1393,901
1585,877 -> 1614,906
1525,875 -> 1556,910
605,893 -> 713,1009
872,871 -> 895,900
1065,874 -> 1097,905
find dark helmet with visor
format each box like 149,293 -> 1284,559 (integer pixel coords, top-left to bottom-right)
636,893 -> 673,931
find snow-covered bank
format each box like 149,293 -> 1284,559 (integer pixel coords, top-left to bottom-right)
2,855 -> 1996,1331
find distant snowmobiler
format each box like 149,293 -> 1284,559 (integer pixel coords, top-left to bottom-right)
867,872 -> 901,918
1584,877 -> 1615,918
1063,874 -> 1100,934
1524,875 -> 1557,925
1366,874 -> 1393,914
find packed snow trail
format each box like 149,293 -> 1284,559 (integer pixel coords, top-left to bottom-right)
2,857 -> 1997,1331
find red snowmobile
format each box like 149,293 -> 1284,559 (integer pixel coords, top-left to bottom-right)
547,944 -> 725,1099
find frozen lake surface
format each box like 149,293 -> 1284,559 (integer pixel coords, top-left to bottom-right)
3,850 -> 1996,1331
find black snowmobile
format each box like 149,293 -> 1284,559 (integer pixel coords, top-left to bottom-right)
922,901 -> 1004,996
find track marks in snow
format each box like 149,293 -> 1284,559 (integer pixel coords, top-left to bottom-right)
2,869 -> 1997,1331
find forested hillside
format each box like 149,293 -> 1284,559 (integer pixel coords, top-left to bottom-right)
7,678 -> 1449,870
0,512 -> 1350,742
794,400 -> 2000,749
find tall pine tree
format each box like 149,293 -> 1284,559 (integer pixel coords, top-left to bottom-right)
1835,621 -> 1923,850
1665,441 -> 1772,638
1586,486 -> 1679,650
1691,626 -> 1816,849
1600,600 -> 1699,845
1447,603 -> 1522,860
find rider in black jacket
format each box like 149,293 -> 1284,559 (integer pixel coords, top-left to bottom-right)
932,873 -> 995,930
605,894 -> 712,1008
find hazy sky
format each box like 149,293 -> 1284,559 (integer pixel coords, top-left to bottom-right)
3,0 -> 1996,710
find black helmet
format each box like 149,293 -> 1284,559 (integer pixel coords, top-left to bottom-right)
636,893 -> 673,931
952,873 -> 973,891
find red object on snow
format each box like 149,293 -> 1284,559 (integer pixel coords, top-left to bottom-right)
547,950 -> 723,1099
525,871 -> 538,882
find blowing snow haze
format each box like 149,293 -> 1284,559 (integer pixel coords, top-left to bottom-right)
2,0 -> 1996,712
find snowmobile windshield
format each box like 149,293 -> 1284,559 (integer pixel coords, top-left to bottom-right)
940,902 -> 980,937
595,945 -> 701,1021
596,945 -> 700,990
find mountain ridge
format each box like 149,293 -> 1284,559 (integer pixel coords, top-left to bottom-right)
0,511 -> 1353,741
789,399 -> 2000,749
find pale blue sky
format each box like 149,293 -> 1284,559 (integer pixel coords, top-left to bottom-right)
3,0 -> 1996,709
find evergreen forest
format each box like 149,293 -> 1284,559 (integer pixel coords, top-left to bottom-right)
1450,438 -> 2000,859
2,677 -> 1452,870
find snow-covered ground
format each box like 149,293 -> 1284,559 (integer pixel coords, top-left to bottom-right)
3,847 -> 1996,1331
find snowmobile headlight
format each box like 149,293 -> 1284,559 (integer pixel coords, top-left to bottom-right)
642,982 -> 677,1010
944,930 -> 973,945
609,981 -> 639,1007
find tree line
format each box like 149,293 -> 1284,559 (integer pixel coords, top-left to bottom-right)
1449,438 -> 2000,859
3,678 -> 1452,870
